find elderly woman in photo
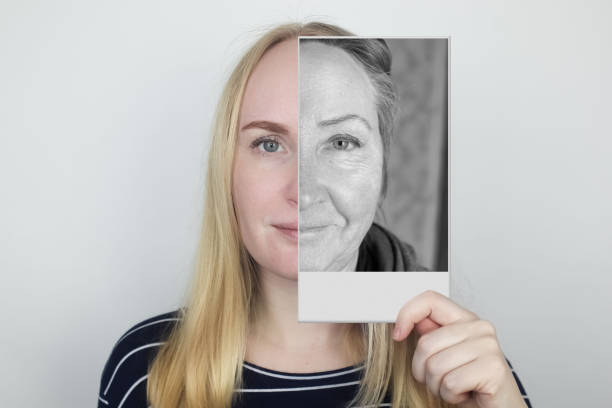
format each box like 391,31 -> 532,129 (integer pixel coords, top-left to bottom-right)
299,37 -> 423,272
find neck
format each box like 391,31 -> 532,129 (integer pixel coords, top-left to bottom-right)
247,267 -> 356,362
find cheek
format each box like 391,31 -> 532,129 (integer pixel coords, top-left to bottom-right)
339,170 -> 381,221
232,156 -> 284,238
323,154 -> 383,221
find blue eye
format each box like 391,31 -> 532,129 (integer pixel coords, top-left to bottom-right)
260,140 -> 280,152
250,136 -> 285,154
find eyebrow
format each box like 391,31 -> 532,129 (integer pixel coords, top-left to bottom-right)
241,120 -> 289,134
317,114 -> 372,131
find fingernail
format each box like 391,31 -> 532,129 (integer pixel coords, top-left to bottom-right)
393,325 -> 401,339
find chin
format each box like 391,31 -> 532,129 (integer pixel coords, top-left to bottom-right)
270,264 -> 298,281
284,259 -> 299,280
299,263 -> 326,272
251,229 -> 297,277
269,252 -> 298,280
299,247 -> 331,272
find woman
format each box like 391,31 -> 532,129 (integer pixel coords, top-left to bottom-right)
98,22 -> 531,408
299,37 -> 423,272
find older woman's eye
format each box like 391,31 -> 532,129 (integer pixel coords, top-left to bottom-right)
329,135 -> 361,151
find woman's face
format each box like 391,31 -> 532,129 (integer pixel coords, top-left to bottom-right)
299,42 -> 384,271
233,39 -> 298,279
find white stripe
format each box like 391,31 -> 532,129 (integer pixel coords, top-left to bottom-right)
242,363 -> 364,380
116,318 -> 181,345
98,395 -> 109,405
117,375 -> 148,408
103,342 -> 163,395
235,380 -> 360,393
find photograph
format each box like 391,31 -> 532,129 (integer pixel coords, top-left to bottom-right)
297,35 -> 450,323
298,36 -> 448,272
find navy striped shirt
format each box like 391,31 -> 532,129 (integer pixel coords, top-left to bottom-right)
98,311 -> 532,407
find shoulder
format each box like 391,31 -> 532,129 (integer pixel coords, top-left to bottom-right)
97,310 -> 183,408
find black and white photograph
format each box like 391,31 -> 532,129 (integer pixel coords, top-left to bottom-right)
297,36 -> 449,322
298,37 -> 448,273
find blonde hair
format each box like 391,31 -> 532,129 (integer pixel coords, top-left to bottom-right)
147,22 -> 456,408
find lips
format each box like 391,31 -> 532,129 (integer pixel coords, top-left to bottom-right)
299,218 -> 335,232
273,222 -> 297,230
272,222 -> 298,242
299,223 -> 333,244
299,214 -> 336,232
299,224 -> 329,232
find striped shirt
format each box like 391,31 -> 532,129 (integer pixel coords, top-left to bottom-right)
97,311 -> 532,408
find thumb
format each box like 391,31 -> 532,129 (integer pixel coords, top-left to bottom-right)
415,317 -> 441,336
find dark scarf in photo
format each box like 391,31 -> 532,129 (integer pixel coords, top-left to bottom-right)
356,223 -> 427,271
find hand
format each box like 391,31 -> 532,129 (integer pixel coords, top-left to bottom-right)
393,290 -> 526,408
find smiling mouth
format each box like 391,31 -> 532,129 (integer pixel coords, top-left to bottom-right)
299,225 -> 329,233
299,225 -> 332,243
273,224 -> 298,243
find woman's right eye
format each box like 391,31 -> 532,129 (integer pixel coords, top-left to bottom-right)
259,140 -> 280,153
250,136 -> 285,154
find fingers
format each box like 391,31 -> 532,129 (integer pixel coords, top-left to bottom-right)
415,334 -> 502,397
395,291 -> 522,406
393,290 -> 478,341
414,317 -> 441,336
411,319 -> 498,382
438,353 -> 510,405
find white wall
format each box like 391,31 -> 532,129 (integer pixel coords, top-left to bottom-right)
1,1 -> 611,406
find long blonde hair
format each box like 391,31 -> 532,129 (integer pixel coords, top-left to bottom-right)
147,21 -> 456,408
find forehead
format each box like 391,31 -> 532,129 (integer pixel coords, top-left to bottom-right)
239,39 -> 298,128
299,41 -> 377,122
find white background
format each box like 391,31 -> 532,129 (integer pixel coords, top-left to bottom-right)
1,1 -> 611,406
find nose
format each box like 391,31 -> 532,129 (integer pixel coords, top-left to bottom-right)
299,147 -> 325,211
286,155 -> 298,207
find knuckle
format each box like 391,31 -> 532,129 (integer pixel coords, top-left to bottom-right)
423,289 -> 439,300
474,334 -> 498,354
491,354 -> 508,375
477,319 -> 497,336
483,335 -> 500,352
416,333 -> 434,355
425,370 -> 439,395
441,372 -> 459,395
424,354 -> 442,377
424,356 -> 436,374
